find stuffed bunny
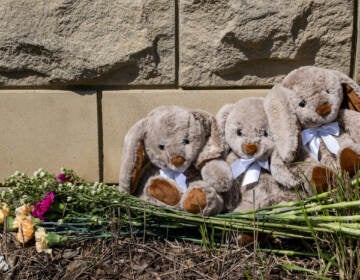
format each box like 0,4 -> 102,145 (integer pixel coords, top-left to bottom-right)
264,66 -> 360,193
217,97 -> 298,211
119,105 -> 237,215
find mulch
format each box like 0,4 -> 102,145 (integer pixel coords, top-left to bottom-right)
0,233 -> 337,280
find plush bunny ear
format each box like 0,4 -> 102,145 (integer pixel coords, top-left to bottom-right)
264,84 -> 300,163
191,110 -> 224,168
119,118 -> 148,194
216,103 -> 234,132
216,103 -> 234,154
332,70 -> 360,112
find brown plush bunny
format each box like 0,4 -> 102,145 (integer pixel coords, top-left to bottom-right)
119,105 -> 237,215
264,66 -> 360,193
217,97 -> 298,211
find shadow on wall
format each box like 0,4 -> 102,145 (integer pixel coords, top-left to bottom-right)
211,1 -> 325,81
215,37 -> 321,80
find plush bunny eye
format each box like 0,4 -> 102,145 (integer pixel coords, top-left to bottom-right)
257,128 -> 268,137
326,89 -> 330,94
158,144 -> 165,150
236,128 -> 242,136
298,99 -> 307,107
182,139 -> 190,145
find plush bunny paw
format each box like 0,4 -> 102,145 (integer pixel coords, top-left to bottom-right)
236,233 -> 269,247
340,148 -> 360,177
147,178 -> 181,206
237,233 -> 254,246
311,166 -> 336,193
182,189 -> 207,213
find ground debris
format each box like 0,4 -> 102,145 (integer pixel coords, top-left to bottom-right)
0,234 -> 337,280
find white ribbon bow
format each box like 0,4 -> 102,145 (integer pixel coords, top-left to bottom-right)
231,158 -> 269,186
159,169 -> 187,193
301,122 -> 340,160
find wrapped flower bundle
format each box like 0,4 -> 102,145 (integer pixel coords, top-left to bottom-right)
1,169 -> 360,254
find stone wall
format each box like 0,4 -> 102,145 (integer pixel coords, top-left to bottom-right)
0,0 -> 358,182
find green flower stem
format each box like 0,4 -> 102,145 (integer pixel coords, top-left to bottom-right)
317,222 -> 360,236
46,232 -> 68,247
261,214 -> 360,223
40,222 -> 101,226
258,249 -> 327,258
220,191 -> 333,217
278,200 -> 360,216
74,233 -> 112,241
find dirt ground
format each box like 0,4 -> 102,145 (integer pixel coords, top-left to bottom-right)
0,232 -> 337,280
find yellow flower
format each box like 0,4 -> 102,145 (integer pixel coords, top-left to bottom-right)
15,204 -> 33,216
0,203 -> 10,225
15,215 -> 34,244
35,227 -> 52,254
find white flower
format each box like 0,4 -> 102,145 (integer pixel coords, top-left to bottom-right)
35,227 -> 52,254
0,255 -> 10,272
33,169 -> 42,177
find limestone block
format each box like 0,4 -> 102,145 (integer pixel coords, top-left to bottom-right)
180,0 -> 353,87
102,89 -> 267,183
0,90 -> 99,182
0,0 -> 175,86
355,1 -> 360,83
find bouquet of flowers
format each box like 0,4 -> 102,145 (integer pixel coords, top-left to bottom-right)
0,169 -> 116,253
1,169 -> 360,254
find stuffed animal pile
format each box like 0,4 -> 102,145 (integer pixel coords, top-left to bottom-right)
119,106 -> 238,215
119,66 -> 360,215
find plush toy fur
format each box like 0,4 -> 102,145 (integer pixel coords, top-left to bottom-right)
119,105 -> 237,215
217,98 -> 297,211
264,66 -> 360,193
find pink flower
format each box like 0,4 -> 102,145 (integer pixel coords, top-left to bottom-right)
57,173 -> 74,184
31,191 -> 55,222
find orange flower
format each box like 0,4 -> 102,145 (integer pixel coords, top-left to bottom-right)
15,204 -> 33,216
12,205 -> 36,244
0,203 -> 10,225
15,215 -> 35,244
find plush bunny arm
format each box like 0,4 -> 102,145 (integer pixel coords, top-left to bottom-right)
201,159 -> 233,193
225,151 -> 239,164
270,151 -> 300,188
338,109 -> 360,141
182,181 -> 224,216
119,119 -> 147,193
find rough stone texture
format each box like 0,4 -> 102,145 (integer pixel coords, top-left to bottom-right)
180,0 -> 353,87
102,89 -> 267,182
0,0 -> 174,86
355,1 -> 360,83
0,90 -> 99,182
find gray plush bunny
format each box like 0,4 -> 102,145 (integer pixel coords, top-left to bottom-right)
119,105 -> 237,215
264,66 -> 360,193
217,97 -> 297,211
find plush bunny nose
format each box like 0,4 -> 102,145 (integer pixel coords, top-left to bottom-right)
316,103 -> 331,117
242,143 -> 258,155
171,156 -> 185,167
